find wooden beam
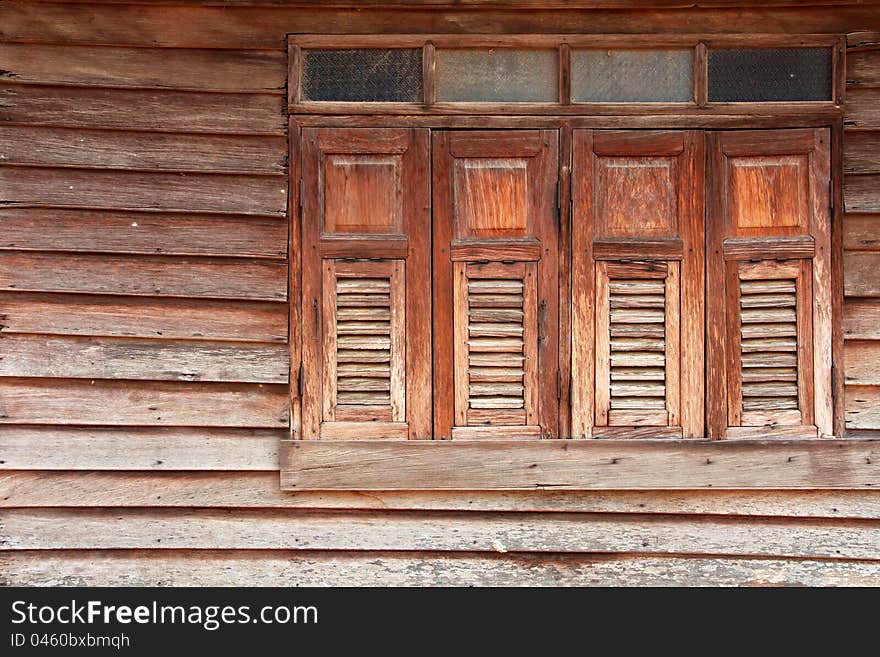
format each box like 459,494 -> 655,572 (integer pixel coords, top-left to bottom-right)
281,439 -> 880,490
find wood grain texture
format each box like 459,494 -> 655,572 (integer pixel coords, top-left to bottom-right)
0,167 -> 286,215
5,472 -> 879,518
4,508 -> 880,559
844,252 -> 880,297
845,88 -> 880,128
843,132 -> 880,175
1,4 -> 878,48
5,550 -> 880,587
844,174 -> 880,213
282,440 -> 880,490
0,252 -> 287,300
0,43 -> 284,92
843,298 -> 880,339
0,126 -> 286,172
0,208 -> 287,257
0,293 -> 288,342
847,48 -> 880,87
845,385 -> 880,430
0,379 -> 289,427
0,335 -> 289,383
0,84 -> 285,134
0,429 -> 281,471
843,213 -> 880,250
845,341 -> 880,385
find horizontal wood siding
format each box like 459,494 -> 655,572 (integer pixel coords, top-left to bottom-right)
845,38 -> 880,437
2,2 -> 879,586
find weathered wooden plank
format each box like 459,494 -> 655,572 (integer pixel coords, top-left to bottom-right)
847,48 -> 880,87
848,31 -> 880,49
0,253 -> 287,300
843,213 -> 880,250
0,43 -> 284,92
844,174 -> 880,213
845,87 -> 880,129
844,341 -> 880,386
846,385 -> 880,430
0,126 -> 286,173
1,5 -> 877,48
4,471 -> 878,519
0,292 -> 286,342
0,335 -> 289,383
0,428 -> 280,471
0,84 -> 285,134
844,298 -> 880,339
282,440 -> 880,490
844,132 -> 880,175
3,508 -> 879,559
844,252 -> 880,297
0,379 -> 289,427
0,208 -> 287,257
21,0 -> 880,7
0,167 -> 286,215
3,551 -> 879,587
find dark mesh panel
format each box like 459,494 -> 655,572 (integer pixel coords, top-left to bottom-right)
708,48 -> 832,102
301,49 -> 422,102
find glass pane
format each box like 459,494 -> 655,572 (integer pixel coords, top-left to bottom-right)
301,49 -> 422,102
708,48 -> 832,102
571,49 -> 693,103
436,49 -> 558,102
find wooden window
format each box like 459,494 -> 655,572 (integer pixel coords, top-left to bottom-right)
299,127 -> 431,440
571,49 -> 693,103
707,128 -> 832,439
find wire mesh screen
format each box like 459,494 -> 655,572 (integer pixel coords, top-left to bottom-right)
708,48 -> 833,102
572,49 -> 693,102
436,49 -> 558,102
301,49 -> 423,102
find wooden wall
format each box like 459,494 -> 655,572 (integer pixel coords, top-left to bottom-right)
1,1 -> 879,586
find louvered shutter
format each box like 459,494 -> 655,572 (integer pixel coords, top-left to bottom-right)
708,129 -> 831,438
299,128 -> 430,440
433,131 -> 559,440
572,130 -> 704,438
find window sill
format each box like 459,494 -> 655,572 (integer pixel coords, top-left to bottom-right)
280,438 -> 879,491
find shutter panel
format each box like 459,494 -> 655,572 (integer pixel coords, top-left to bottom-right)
708,128 -> 831,439
572,130 -> 703,438
299,128 -> 430,440
433,131 -> 558,440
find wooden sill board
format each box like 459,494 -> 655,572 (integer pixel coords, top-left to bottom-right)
280,439 -> 880,490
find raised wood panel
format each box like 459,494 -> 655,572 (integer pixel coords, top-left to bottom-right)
1,4 -> 877,47
728,156 -> 809,236
0,208 -> 287,258
0,168 -> 286,216
0,293 -> 288,342
843,214 -> 880,250
845,341 -> 880,386
323,154 -> 402,234
282,440 -> 880,490
844,252 -> 880,297
0,126 -> 286,173
5,551 -> 879,587
5,472 -> 879,519
845,385 -> 880,430
0,43 -> 285,92
4,508 -> 879,559
0,84 -> 285,134
0,252 -> 287,300
843,298 -> 880,339
845,87 -> 880,129
0,335 -> 289,383
0,379 -> 289,427
0,428 -> 281,471
454,158 -> 529,238
843,131 -> 880,175
843,174 -> 880,213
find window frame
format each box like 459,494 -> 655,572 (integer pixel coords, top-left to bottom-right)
283,34 -> 866,492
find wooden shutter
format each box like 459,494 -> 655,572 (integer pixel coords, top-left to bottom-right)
433,130 -> 558,439
299,128 -> 430,440
707,128 -> 831,439
572,130 -> 704,438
